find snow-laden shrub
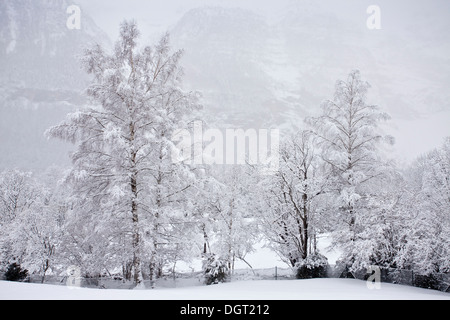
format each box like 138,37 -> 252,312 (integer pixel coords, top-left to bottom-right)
295,253 -> 329,279
202,254 -> 229,285
414,273 -> 441,291
5,263 -> 28,282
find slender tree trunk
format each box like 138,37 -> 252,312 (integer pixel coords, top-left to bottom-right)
130,118 -> 142,286
202,224 -> 210,255
149,257 -> 155,288
41,259 -> 49,283
302,190 -> 309,260
149,161 -> 163,289
131,171 -> 142,286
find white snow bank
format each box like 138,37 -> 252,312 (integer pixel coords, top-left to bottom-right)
1,279 -> 449,300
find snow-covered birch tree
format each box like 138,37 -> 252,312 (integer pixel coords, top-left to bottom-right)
259,130 -> 331,267
306,70 -> 394,270
213,166 -> 258,272
194,166 -> 258,274
46,20 -> 201,287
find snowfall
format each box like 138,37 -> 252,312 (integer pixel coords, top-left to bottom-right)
1,278 -> 449,300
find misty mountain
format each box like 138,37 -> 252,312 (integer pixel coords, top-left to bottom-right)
170,4 -> 450,131
0,0 -> 109,90
0,0 -> 110,170
1,1 -> 449,170
170,7 -> 293,129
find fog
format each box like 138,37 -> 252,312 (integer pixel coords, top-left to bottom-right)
1,0 -> 449,169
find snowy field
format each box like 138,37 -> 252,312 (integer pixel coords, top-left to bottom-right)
1,279 -> 449,300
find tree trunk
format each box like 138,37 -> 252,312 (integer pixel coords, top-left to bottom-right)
302,191 -> 308,260
130,130 -> 142,286
202,224 -> 210,254
131,172 -> 142,286
123,261 -> 132,281
129,117 -> 143,287
41,259 -> 49,284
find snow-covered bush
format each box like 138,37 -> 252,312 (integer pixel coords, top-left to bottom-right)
414,274 -> 441,291
202,254 -> 229,285
5,263 -> 28,282
295,253 -> 328,279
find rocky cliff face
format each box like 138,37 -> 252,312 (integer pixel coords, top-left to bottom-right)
0,0 -> 110,170
0,0 -> 110,90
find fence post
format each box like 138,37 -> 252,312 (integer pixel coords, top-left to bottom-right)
275,266 -> 277,280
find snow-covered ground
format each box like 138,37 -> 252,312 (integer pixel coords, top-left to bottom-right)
1,279 -> 448,300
